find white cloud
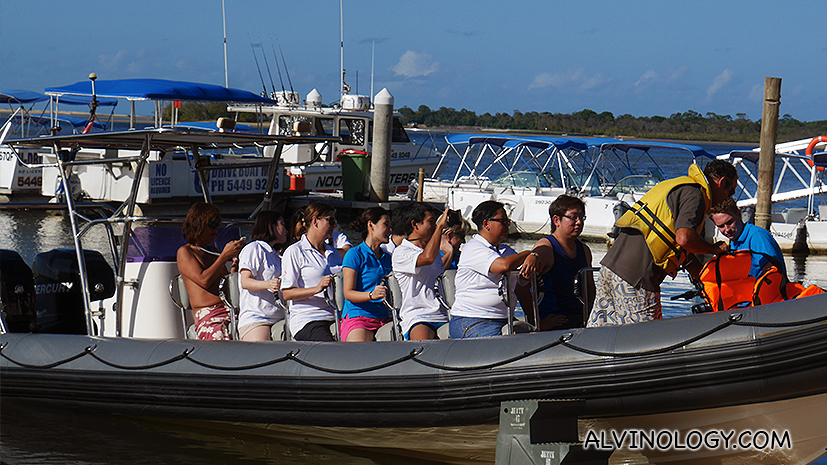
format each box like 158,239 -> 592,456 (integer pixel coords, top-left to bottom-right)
707,69 -> 734,98
392,51 -> 438,78
635,70 -> 659,87
749,83 -> 763,102
528,68 -> 608,92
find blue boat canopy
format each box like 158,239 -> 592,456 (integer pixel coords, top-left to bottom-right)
0,90 -> 49,105
600,141 -> 717,159
45,79 -> 275,104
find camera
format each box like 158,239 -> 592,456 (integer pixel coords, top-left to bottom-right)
446,209 -> 462,227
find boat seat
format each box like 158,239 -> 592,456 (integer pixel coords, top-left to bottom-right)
380,272 -> 404,341
435,269 -> 457,313
218,271 -> 241,340
169,274 -> 196,339
323,271 -> 344,341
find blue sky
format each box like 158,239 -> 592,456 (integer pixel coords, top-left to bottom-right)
2,0 -> 825,121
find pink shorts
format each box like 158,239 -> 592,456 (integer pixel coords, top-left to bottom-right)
340,316 -> 391,342
193,303 -> 231,341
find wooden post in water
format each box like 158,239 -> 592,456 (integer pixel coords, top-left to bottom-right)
417,168 -> 425,202
370,88 -> 393,202
755,77 -> 781,231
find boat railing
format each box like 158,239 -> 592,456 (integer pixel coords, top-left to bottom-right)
723,144 -> 827,220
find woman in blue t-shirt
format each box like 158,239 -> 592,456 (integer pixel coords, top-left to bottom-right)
341,207 -> 393,342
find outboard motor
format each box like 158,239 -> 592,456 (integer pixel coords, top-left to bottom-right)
32,249 -> 116,334
0,250 -> 37,333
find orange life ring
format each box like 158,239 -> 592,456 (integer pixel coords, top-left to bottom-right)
805,136 -> 827,172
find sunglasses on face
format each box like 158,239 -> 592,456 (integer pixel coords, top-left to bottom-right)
487,217 -> 511,225
207,219 -> 221,230
318,216 -> 337,226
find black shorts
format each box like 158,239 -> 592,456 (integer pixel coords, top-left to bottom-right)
294,320 -> 335,342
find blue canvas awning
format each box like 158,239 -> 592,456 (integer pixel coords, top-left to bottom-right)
600,141 -> 717,159
0,89 -> 49,105
45,78 -> 275,104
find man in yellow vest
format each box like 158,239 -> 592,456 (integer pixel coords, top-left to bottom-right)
587,159 -> 738,327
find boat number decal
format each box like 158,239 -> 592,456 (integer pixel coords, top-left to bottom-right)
390,151 -> 410,159
17,176 -> 42,187
508,406 -> 526,428
35,282 -> 74,294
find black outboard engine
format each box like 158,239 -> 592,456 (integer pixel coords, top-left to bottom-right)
32,249 -> 116,334
0,250 -> 37,333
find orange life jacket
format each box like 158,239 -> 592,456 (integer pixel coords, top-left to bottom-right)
698,249 -> 823,312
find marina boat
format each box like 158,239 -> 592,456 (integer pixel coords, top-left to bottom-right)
0,89 -> 116,200
3,129 -> 827,464
0,79 -> 440,213
429,133 -> 716,240
723,136 -> 827,252
227,88 -> 441,197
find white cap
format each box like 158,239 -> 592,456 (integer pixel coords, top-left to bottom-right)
374,88 -> 394,106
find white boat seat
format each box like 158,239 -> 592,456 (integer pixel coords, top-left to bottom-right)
436,269 -> 457,313
218,271 -> 241,340
381,272 -> 404,341
169,274 -> 195,339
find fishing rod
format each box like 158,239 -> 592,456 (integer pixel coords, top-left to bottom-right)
248,36 -> 267,97
276,38 -> 295,94
258,34 -> 276,97
269,38 -> 286,95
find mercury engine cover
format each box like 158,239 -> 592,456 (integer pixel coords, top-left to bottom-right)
32,249 -> 116,334
0,250 -> 37,333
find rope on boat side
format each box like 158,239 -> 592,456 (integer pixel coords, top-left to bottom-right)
2,312 -> 827,373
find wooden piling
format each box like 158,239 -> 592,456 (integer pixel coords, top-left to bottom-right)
755,77 -> 781,231
417,168 -> 425,202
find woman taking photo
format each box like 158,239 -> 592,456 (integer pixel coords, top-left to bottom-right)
281,203 -> 343,341
237,210 -> 289,341
341,207 -> 393,342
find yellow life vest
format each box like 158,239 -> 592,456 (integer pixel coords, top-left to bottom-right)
615,164 -> 712,277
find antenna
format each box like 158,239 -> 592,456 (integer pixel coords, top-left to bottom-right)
340,0 -> 344,99
222,0 -> 228,87
370,41 -> 375,107
248,36 -> 267,97
258,34 -> 276,97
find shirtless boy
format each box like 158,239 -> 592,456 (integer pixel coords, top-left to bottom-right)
176,203 -> 245,340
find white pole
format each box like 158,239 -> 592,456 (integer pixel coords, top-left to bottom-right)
222,0 -> 229,87
370,41 -> 375,107
370,88 -> 394,202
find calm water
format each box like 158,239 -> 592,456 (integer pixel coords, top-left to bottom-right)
3,134 -> 827,464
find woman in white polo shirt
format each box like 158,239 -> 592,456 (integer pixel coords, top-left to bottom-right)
237,210 -> 288,341
449,200 -> 532,338
281,203 -> 343,341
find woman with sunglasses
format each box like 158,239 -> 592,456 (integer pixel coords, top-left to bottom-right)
177,203 -> 245,340
517,195 -> 594,330
281,202 -> 343,341
449,200 -> 532,339
237,210 -> 289,341
340,207 -> 393,342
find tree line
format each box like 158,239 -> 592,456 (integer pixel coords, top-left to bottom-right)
163,101 -> 827,143
397,105 -> 827,143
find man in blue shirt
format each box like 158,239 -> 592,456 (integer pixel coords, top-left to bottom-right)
709,198 -> 785,277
